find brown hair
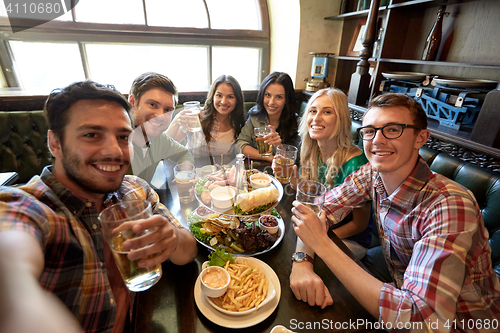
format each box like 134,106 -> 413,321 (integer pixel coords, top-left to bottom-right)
365,93 -> 427,129
44,81 -> 131,143
201,75 -> 245,142
129,72 -> 178,106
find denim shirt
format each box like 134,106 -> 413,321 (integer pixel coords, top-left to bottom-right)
235,106 -> 300,154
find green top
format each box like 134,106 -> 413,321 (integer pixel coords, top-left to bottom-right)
317,153 -> 368,189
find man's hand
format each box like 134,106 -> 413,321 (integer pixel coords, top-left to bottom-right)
290,261 -> 334,309
122,215 -> 178,268
291,201 -> 329,254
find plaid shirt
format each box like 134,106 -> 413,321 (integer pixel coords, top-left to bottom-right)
323,157 -> 500,332
0,167 -> 181,333
186,116 -> 236,158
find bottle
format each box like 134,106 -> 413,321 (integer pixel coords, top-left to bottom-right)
235,153 -> 248,194
372,28 -> 384,59
421,6 -> 446,61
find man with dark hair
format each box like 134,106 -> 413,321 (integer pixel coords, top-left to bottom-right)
127,72 -> 194,183
292,93 -> 500,331
0,81 -> 197,333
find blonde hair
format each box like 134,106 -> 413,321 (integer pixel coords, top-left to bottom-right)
299,88 -> 355,188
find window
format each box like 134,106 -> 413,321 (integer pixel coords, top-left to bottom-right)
75,0 -> 145,25
85,44 -> 209,93
9,41 -> 85,93
212,47 -> 261,90
0,0 -> 269,94
145,0 -> 208,29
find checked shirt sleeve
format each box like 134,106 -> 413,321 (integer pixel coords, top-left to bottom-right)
322,163 -> 374,228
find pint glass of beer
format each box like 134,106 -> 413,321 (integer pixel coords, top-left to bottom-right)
183,101 -> 202,132
99,200 -> 162,292
275,144 -> 298,184
174,163 -> 196,203
254,126 -> 273,157
296,180 -> 326,217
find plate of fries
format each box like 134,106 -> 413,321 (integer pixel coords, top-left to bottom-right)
194,257 -> 281,328
204,257 -> 276,315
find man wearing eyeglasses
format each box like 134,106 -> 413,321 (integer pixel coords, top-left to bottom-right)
292,93 -> 500,331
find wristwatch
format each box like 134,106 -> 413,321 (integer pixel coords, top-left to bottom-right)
291,252 -> 314,264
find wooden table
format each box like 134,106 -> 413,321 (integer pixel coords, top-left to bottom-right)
132,163 -> 377,332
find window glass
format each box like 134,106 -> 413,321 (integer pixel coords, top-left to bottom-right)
85,44 -> 209,93
212,46 -> 260,90
9,41 -> 85,93
145,0 -> 208,28
75,0 -> 145,25
205,0 -> 261,30
54,8 -> 73,21
0,2 -> 7,16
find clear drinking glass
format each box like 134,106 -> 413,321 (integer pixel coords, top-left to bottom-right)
99,199 -> 162,292
275,144 -> 298,184
174,164 -> 196,203
254,126 -> 273,157
183,101 -> 202,132
296,180 -> 326,216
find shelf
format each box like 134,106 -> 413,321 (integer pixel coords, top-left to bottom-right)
378,59 -> 500,70
389,0 -> 480,10
325,6 -> 388,20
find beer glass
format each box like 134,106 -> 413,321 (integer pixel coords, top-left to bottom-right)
275,144 -> 298,184
254,126 -> 273,157
174,163 -> 196,203
183,101 -> 202,132
296,180 -> 326,216
99,199 -> 162,292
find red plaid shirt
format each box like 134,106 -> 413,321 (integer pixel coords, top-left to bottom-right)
323,157 -> 500,332
0,167 -> 181,333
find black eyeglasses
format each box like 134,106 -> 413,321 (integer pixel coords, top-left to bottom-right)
357,123 -> 422,141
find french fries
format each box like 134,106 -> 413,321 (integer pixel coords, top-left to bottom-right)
209,259 -> 268,312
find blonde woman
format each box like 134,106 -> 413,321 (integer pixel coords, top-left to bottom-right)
279,88 -> 373,308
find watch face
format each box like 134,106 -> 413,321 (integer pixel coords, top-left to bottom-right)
293,252 -> 306,261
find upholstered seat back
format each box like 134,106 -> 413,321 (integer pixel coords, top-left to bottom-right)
0,111 -> 52,184
421,146 -> 500,276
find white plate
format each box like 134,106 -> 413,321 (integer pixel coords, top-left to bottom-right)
204,257 -> 277,316
188,211 -> 285,257
432,77 -> 498,89
194,257 -> 281,328
382,71 -> 429,81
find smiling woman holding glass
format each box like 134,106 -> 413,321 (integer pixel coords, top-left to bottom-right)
285,88 -> 373,309
235,72 -> 300,163
166,75 -> 246,163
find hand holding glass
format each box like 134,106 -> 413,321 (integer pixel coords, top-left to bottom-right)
296,180 -> 326,216
183,101 -> 202,132
99,200 -> 162,292
254,126 -> 273,157
275,144 -> 298,184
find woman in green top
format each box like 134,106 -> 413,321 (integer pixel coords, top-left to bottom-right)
280,88 -> 373,309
